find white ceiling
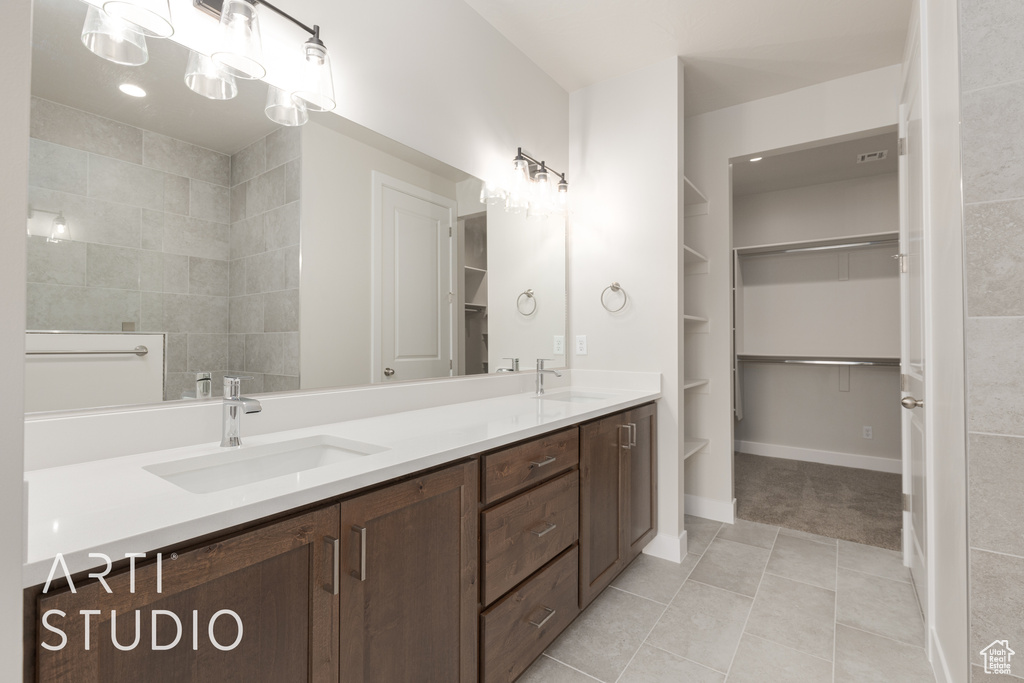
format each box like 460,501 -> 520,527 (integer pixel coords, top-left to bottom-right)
731,129 -> 898,196
462,0 -> 912,116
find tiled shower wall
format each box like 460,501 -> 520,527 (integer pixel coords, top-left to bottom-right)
227,128 -> 301,395
959,1 -> 1024,679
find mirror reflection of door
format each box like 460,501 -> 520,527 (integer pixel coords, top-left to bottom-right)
374,174 -> 456,382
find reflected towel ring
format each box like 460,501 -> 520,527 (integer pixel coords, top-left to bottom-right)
601,282 -> 627,312
517,289 -> 537,316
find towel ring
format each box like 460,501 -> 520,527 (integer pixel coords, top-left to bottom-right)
517,289 -> 537,316
601,282 -> 627,312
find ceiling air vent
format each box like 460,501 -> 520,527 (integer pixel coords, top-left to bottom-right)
857,150 -> 888,163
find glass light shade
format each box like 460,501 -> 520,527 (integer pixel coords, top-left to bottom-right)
102,0 -> 173,39
479,182 -> 506,206
211,0 -> 266,80
81,6 -> 149,66
265,86 -> 309,127
506,158 -> 530,213
47,212 -> 70,243
185,50 -> 238,100
293,39 -> 335,112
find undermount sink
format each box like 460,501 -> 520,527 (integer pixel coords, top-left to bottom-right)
535,391 -> 612,403
144,435 -> 389,494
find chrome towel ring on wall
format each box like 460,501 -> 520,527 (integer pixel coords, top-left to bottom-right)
517,289 -> 537,316
601,282 -> 627,312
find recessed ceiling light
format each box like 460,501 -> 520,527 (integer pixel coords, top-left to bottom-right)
118,83 -> 147,98
749,157 -> 763,162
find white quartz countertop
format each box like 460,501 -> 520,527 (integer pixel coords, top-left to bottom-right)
24,384 -> 659,587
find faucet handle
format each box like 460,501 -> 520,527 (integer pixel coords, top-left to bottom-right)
223,374 -> 253,399
503,357 -> 520,371
536,358 -> 553,370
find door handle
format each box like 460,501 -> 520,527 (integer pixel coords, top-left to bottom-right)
324,536 -> 339,595
351,525 -> 366,581
619,425 -> 631,450
529,521 -> 557,537
383,368 -> 395,377
628,422 -> 637,447
901,396 -> 924,409
528,606 -> 556,628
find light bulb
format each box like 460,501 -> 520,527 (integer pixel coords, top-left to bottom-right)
81,6 -> 149,66
507,152 -> 530,214
47,212 -> 70,243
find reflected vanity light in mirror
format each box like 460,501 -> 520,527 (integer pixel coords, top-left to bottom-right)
102,0 -> 174,38
80,5 -> 148,66
265,84 -> 308,126
185,50 -> 238,100
497,148 -> 569,218
293,26 -> 335,112
211,0 -> 265,79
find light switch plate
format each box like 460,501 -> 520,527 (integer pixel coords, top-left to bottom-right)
553,335 -> 565,355
575,335 -> 588,355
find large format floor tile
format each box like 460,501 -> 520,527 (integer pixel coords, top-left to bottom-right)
727,634 -> 833,683
518,654 -> 599,682
715,518 -> 780,550
766,533 -> 839,590
611,553 -> 699,605
544,586 -> 664,682
834,625 -> 934,683
744,573 -> 836,661
836,568 -> 925,647
687,538 -> 771,597
838,540 -> 911,583
645,579 -> 752,673
617,644 -> 724,683
685,514 -> 723,555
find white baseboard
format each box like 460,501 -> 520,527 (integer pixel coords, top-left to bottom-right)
928,627 -> 954,683
643,530 -> 687,563
684,494 -> 736,524
736,440 -> 902,474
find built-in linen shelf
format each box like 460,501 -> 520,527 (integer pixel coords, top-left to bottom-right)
683,315 -> 708,333
465,303 -> 487,312
683,177 -> 709,217
737,354 -> 900,367
464,266 -> 487,274
683,439 -> 709,460
683,245 -> 709,274
734,231 -> 899,257
683,378 -> 709,390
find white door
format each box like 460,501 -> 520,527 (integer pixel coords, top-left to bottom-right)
373,174 -> 455,383
899,27 -> 928,615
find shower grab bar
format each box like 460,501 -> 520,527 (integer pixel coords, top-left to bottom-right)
737,354 -> 899,367
26,345 -> 149,357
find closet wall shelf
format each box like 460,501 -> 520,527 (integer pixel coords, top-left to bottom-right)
734,231 -> 898,257
683,245 -> 709,273
737,354 -> 900,367
683,314 -> 708,324
684,176 -> 709,217
683,378 -> 709,390
683,439 -> 709,460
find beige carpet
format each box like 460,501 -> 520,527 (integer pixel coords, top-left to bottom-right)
734,452 -> 902,550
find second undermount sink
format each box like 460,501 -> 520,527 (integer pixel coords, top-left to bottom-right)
144,435 -> 389,494
535,391 -> 613,403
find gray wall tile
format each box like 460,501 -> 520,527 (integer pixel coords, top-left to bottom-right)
187,333 -> 228,372
27,283 -> 139,331
27,236 -> 86,286
969,434 -> 1024,556
263,289 -> 299,332
31,98 -> 143,165
139,251 -> 189,294
247,164 -> 287,215
166,333 -> 187,372
231,138 -> 266,187
163,174 -> 190,216
230,182 -> 247,223
967,316 -> 1024,436
265,201 -> 300,250
140,210 -> 163,250
245,332 -> 299,375
284,158 -> 301,204
29,187 -> 141,248
229,294 -> 264,334
142,293 -> 227,333
29,139 -> 88,195
964,199 -> 1024,317
962,82 -> 1024,204
970,549 -> 1024,668
960,0 -> 1024,93
245,247 -> 298,294
189,257 -> 230,296
143,131 -> 230,187
88,154 -> 165,211
263,374 -> 299,392
229,259 -> 246,297
163,214 -> 230,261
230,215 -> 265,260
228,333 -> 245,369
190,180 -> 230,224
86,243 -> 140,290
266,127 -> 301,169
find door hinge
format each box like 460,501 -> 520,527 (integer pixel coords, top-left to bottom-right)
903,493 -> 911,512
449,225 -> 452,237
448,291 -> 453,304
450,359 -> 453,370
898,137 -> 908,156
900,373 -> 909,392
894,253 -> 908,273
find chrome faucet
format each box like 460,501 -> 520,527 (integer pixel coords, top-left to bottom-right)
497,357 -> 520,373
535,359 -> 562,396
221,375 -> 262,447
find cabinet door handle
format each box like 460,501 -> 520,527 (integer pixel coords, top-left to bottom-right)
529,521 -> 557,537
325,536 -> 340,595
530,455 -> 557,468
351,525 -> 367,581
628,422 -> 637,447
528,606 -> 556,628
619,425 -> 631,450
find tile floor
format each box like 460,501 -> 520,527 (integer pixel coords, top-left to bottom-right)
519,516 -> 935,682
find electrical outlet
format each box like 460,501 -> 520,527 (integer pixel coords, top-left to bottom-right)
575,335 -> 588,355
863,426 -> 873,439
553,335 -> 565,355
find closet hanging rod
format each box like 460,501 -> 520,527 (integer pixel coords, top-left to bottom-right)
738,355 -> 900,367
736,238 -> 898,257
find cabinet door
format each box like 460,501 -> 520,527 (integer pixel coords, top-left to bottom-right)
578,413 -> 629,609
339,460 -> 478,682
625,403 -> 657,562
35,505 -> 340,683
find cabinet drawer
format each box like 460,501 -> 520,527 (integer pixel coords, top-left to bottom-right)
482,428 -> 579,504
482,470 -> 579,606
481,547 -> 580,683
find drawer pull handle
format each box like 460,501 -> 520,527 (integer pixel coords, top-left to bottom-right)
325,536 -> 340,595
530,455 -> 557,468
628,422 -> 637,447
528,607 -> 556,629
530,522 -> 557,537
620,425 -> 631,450
351,525 -> 366,581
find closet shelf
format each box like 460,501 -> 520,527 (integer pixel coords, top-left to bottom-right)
464,266 -> 487,274
683,439 -> 709,460
683,245 -> 709,274
683,176 -> 709,217
683,314 -> 708,324
465,303 -> 487,311
737,354 -> 900,367
683,378 -> 709,390
734,231 -> 898,257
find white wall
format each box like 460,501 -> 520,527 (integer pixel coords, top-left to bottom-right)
299,119 -> 457,389
0,0 -> 29,673
684,65 -> 902,517
569,57 -> 687,559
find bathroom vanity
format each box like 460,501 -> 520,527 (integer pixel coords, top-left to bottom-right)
23,386 -> 658,682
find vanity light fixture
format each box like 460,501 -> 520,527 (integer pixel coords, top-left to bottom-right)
495,148 -> 569,218
749,156 -> 763,162
185,50 -> 238,100
29,206 -> 72,243
265,84 -> 309,126
80,6 -> 149,66
102,0 -> 174,38
210,0 -> 265,79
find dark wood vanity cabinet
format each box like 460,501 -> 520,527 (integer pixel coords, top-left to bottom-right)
339,460 -> 479,683
579,403 -> 657,609
33,504 -> 340,683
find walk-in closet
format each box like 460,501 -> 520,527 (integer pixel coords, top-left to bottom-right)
731,130 -> 903,549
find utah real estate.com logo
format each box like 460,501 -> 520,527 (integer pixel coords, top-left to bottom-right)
980,640 -> 1015,676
